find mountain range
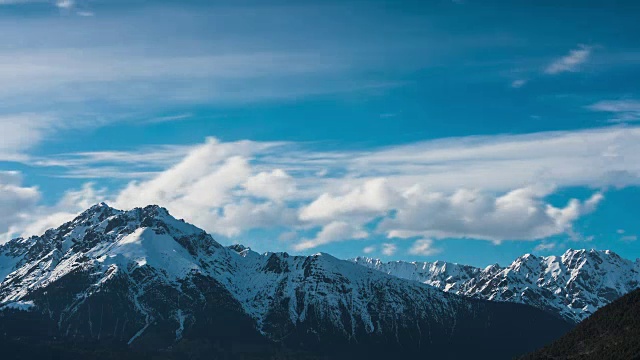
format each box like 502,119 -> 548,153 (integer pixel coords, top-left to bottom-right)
353,248 -> 640,324
0,203 -> 633,359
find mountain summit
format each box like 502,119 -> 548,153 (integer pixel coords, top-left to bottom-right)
0,203 -> 572,359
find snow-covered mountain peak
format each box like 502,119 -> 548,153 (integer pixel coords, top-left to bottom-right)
354,249 -> 640,323
0,204 -> 229,304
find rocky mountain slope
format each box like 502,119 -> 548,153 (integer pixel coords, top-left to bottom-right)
0,203 -> 571,359
522,288 -> 640,360
353,249 -> 640,324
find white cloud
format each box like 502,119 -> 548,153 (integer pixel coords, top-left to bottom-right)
408,239 -> 440,256
107,139 -> 297,239
380,185 -> 603,242
533,242 -> 557,252
299,178 -> 399,222
620,235 -> 637,242
331,126 -> 640,192
293,221 -> 368,251
0,3 -> 434,126
363,245 -> 376,254
55,0 -> 73,9
0,0 -> 46,4
0,114 -> 58,161
0,47 -> 360,109
21,183 -> 107,238
208,200 -> 299,237
0,173 -> 109,243
100,136 -> 606,248
278,230 -> 298,242
37,125 -> 640,191
36,145 -> 194,168
7,126 -> 639,251
0,171 -> 40,238
545,45 -> 592,74
381,243 -> 397,256
588,100 -> 640,123
511,79 -> 527,88
113,138 -> 259,209
244,169 -> 296,201
143,113 -> 194,125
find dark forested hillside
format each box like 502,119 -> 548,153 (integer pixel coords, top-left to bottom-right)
523,288 -> 640,360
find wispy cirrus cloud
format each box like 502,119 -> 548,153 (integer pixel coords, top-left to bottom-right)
363,245 -> 376,254
545,45 -> 592,74
41,125 -> 640,192
0,50 -> 356,109
0,0 -> 91,16
408,239 -> 441,256
511,79 -> 527,88
620,235 -> 637,242
0,113 -> 59,161
0,0 -> 46,4
143,113 -> 194,125
533,242 -> 557,252
588,100 -> 640,123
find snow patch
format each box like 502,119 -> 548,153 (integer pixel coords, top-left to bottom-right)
1,300 -> 35,312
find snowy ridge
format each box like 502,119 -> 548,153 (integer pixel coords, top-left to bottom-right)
0,203 -> 223,304
353,250 -> 640,323
223,248 -> 457,338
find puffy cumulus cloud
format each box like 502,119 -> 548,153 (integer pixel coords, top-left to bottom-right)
380,185 -> 603,243
115,138 -> 255,210
293,221 -> 368,251
208,200 -> 299,237
244,169 -> 296,201
408,239 -> 440,256
12,126 -> 625,251
0,171 -> 41,239
381,243 -> 397,256
113,138 -> 299,238
114,139 -> 266,228
299,178 -> 399,223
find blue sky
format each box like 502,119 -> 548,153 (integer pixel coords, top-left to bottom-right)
0,0 -> 639,267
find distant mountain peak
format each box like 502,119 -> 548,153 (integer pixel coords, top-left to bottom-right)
353,249 -> 640,323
